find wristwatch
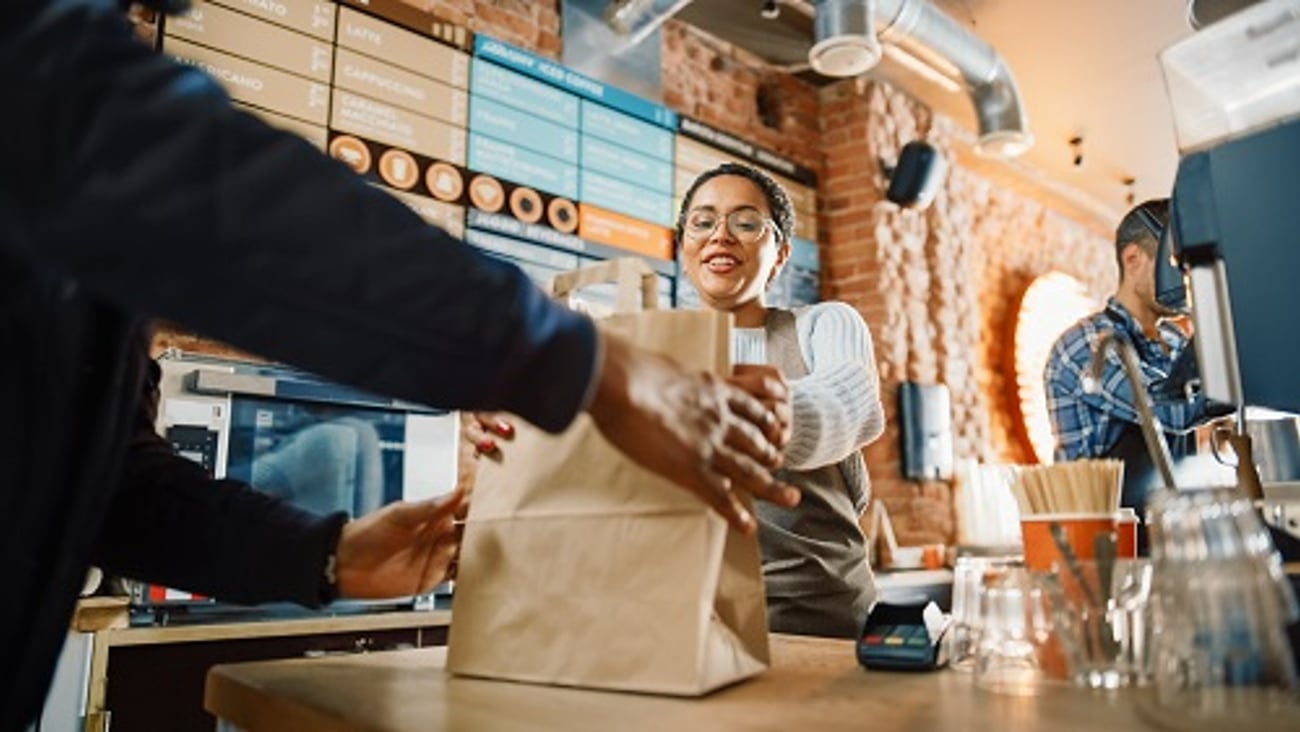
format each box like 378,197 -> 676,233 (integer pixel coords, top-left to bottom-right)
318,515 -> 347,605
319,552 -> 339,605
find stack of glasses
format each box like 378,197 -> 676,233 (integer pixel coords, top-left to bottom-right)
1137,488 -> 1300,730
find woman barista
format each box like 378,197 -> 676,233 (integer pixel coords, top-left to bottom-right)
677,163 -> 886,638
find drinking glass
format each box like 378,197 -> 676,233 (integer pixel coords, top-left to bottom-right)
974,568 -> 1055,696
945,556 -> 1018,672
1047,558 -> 1154,689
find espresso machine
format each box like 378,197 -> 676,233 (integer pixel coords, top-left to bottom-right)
1159,1 -> 1300,545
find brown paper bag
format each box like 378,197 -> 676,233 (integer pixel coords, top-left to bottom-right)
446,259 -> 770,696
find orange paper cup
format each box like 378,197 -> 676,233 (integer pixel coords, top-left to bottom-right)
1019,513 -> 1118,571
1116,508 -> 1139,559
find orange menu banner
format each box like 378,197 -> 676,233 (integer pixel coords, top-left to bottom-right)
578,204 -> 674,260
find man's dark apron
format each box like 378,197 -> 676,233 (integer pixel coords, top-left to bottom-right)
1099,312 -> 1196,553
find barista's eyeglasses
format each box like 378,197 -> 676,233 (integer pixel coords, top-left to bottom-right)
682,208 -> 777,244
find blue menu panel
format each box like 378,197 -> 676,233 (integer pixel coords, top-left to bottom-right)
789,236 -> 820,272
580,100 -> 673,160
467,209 -> 586,254
465,228 -> 581,271
470,95 -> 578,164
581,136 -> 673,194
469,57 -> 578,129
768,236 -> 821,307
580,170 -> 674,227
474,36 -> 676,129
469,133 -> 578,200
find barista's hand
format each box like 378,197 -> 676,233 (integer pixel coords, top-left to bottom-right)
586,333 -> 800,535
728,364 -> 793,453
333,489 -> 467,599
465,412 -> 515,458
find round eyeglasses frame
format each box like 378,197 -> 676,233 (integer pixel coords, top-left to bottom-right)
681,208 -> 779,244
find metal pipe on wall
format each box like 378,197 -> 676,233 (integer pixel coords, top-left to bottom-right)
872,0 -> 1032,156
604,0 -> 697,48
600,0 -> 1032,157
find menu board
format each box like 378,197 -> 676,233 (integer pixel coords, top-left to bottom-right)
468,36 -> 680,304
160,0 -> 471,235
158,0 -> 819,308
162,0 -> 334,131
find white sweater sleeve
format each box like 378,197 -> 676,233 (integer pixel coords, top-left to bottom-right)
784,302 -> 886,470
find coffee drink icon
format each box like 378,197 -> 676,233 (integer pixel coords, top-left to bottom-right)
509,187 -> 544,224
468,175 -> 505,213
548,198 -> 578,234
425,162 -> 463,202
379,149 -> 418,190
328,135 -> 371,175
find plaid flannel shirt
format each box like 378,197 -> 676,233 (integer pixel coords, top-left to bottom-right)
1044,298 -> 1205,461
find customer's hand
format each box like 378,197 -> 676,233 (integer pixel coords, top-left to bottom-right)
586,333 -> 800,535
334,489 -> 467,599
728,364 -> 793,453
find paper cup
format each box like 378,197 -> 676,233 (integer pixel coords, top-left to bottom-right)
1020,513 -> 1118,571
1116,508 -> 1139,559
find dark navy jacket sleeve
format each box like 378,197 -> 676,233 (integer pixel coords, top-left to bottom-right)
0,0 -> 597,433
90,359 -> 347,607
0,3 -> 596,724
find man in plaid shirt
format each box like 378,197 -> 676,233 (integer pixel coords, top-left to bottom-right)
1044,199 -> 1208,509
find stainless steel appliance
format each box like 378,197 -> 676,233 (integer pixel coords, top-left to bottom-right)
136,350 -> 459,609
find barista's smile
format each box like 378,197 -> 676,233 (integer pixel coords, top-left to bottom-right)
702,250 -> 743,274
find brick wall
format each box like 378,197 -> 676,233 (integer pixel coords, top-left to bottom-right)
817,81 -> 1114,545
660,22 -> 822,171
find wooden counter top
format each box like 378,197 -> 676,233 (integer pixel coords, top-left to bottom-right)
204,634 -> 1188,732
101,609 -> 452,646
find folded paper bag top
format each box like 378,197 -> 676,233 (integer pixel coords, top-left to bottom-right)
446,259 -> 770,696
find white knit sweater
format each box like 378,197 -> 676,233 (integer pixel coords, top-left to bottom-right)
732,302 -> 885,472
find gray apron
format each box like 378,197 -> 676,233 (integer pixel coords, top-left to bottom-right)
755,309 -> 878,638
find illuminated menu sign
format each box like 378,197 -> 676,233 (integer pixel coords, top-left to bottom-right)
470,36 -> 678,264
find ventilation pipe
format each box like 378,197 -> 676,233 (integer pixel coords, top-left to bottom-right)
811,0 -> 1033,157
810,0 -> 883,77
604,0 -> 697,49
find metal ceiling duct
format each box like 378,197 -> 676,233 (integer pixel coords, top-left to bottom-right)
1186,0 -> 1263,28
600,0 -> 1031,158
809,0 -> 882,78
604,0 -> 697,48
809,0 -> 1032,157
